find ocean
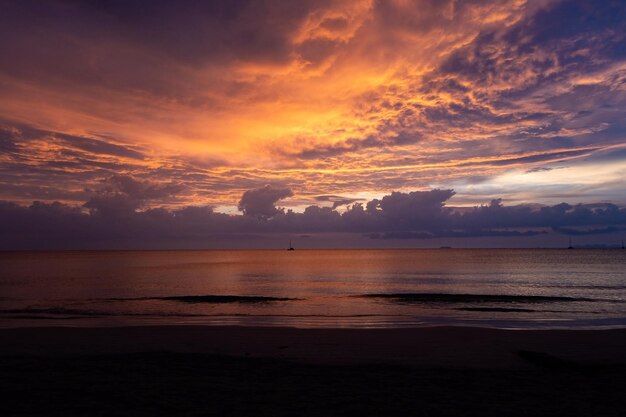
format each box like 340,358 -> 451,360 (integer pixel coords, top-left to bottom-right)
1,249 -> 625,329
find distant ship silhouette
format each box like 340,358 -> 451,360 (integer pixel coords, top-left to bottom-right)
287,240 -> 295,251
567,238 -> 574,249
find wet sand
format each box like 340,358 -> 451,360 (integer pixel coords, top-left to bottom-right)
2,326 -> 626,416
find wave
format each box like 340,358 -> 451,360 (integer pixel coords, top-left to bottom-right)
0,307 -> 405,319
20,295 -> 300,304
0,307 -> 103,316
153,295 -> 297,304
544,285 -> 626,290
456,307 -> 538,313
0,308 -> 208,318
97,295 -> 299,304
360,293 -> 596,303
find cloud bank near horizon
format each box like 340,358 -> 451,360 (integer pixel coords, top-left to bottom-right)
2,179 -> 625,249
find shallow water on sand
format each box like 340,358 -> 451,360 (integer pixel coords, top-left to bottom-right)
1,249 -> 626,329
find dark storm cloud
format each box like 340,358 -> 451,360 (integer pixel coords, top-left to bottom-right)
2,186 -> 626,249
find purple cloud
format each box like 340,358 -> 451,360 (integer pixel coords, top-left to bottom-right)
238,184 -> 294,219
1,186 -> 625,249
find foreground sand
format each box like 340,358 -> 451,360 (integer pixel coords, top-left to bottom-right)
2,325 -> 626,368
2,326 -> 626,416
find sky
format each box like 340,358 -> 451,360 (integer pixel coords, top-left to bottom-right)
1,0 -> 626,248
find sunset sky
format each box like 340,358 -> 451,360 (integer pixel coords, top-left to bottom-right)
1,0 -> 626,248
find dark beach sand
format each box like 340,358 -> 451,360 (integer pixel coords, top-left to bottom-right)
2,326 -> 626,416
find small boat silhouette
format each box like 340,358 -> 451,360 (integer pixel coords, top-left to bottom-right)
287,240 -> 295,251
567,238 -> 574,249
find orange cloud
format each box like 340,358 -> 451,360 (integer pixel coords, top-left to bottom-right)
1,0 -> 626,210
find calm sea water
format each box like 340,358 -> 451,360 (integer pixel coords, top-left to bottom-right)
1,249 -> 626,329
